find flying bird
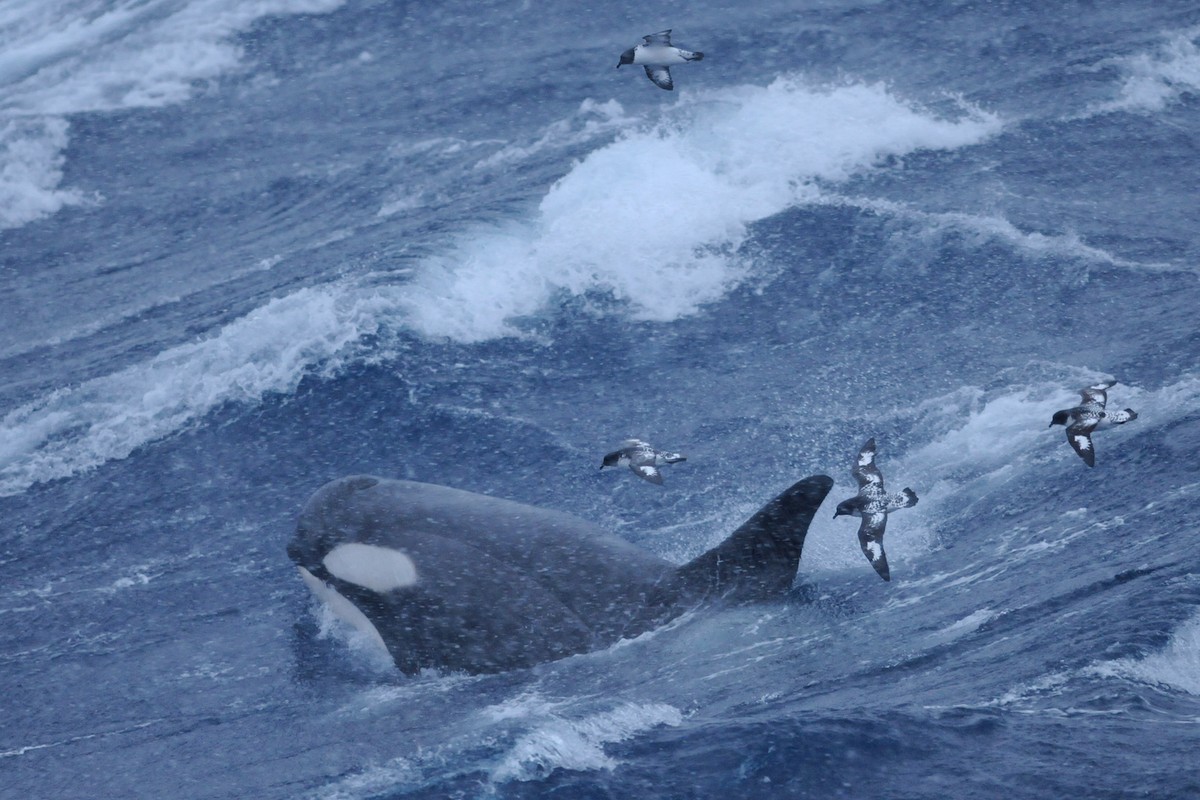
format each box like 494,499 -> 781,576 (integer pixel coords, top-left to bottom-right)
617,30 -> 704,90
1049,380 -> 1137,467
601,439 -> 686,484
833,438 -> 918,581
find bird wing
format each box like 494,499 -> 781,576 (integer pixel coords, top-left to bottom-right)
857,513 -> 890,581
632,464 -> 664,484
852,437 -> 883,491
1066,422 -> 1097,467
644,65 -> 673,90
1078,381 -> 1114,409
642,30 -> 672,46
628,441 -> 659,462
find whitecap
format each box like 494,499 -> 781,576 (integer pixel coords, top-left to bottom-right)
840,199 -> 1180,272
0,116 -> 94,230
1093,610 -> 1200,696
396,76 -> 1002,342
489,701 -> 683,783
0,0 -> 346,229
1091,26 -> 1200,115
0,283 -> 398,496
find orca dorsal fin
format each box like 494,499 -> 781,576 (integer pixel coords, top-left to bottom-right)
671,475 -> 833,603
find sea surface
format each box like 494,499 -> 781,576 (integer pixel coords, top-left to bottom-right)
3,1 -> 1200,798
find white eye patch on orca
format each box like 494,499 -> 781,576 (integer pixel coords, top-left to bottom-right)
322,543 -> 419,592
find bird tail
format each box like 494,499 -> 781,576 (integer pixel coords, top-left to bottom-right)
1110,408 -> 1138,424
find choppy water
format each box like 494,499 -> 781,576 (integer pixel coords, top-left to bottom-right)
2,1 -> 1199,798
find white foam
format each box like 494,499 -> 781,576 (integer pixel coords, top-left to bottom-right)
0,0 -> 345,229
0,116 -> 94,229
0,0 -> 346,115
483,691 -> 562,722
803,381 -> 1046,572
882,380 -> 1108,562
489,702 -> 683,783
1093,610 -> 1200,696
0,283 -> 399,496
893,369 -> 1196,499
804,373 -> 1200,574
844,199 -> 1177,271
1093,27 -> 1200,114
929,608 -> 997,644
312,757 -> 417,800
108,572 -> 153,592
398,77 -> 1001,342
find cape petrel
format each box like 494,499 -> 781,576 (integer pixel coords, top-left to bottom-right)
601,439 -> 686,485
617,30 -> 704,90
1049,380 -> 1137,467
833,437 -> 918,582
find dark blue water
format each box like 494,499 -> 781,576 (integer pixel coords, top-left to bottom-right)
3,1 -> 1199,797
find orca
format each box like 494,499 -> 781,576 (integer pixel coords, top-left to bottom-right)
287,473 -> 833,675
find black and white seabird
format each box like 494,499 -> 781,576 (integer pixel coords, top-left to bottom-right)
1049,380 -> 1138,467
833,438 -> 918,582
617,30 -> 704,91
600,439 -> 686,485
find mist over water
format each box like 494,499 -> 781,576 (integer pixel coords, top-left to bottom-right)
2,2 -> 1198,798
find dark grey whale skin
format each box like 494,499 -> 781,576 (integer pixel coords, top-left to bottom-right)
288,474 -> 834,675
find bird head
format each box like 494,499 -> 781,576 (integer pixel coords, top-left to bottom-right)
833,500 -> 854,519
617,48 -> 635,68
600,451 -> 621,469
1049,410 -> 1070,428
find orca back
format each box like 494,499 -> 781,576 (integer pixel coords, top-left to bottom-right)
289,474 -> 833,675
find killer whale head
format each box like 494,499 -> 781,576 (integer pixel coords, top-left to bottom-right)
288,473 -> 833,675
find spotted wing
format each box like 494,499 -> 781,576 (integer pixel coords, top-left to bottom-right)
1078,381 -> 1115,410
642,30 -> 672,46
857,513 -> 890,581
644,65 -> 673,90
632,464 -> 664,484
852,437 -> 883,491
628,441 -> 659,463
1066,422 -> 1098,467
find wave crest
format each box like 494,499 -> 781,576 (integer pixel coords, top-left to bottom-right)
398,77 -> 1002,342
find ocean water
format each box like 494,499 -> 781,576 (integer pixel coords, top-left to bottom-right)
2,1 -> 1199,797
